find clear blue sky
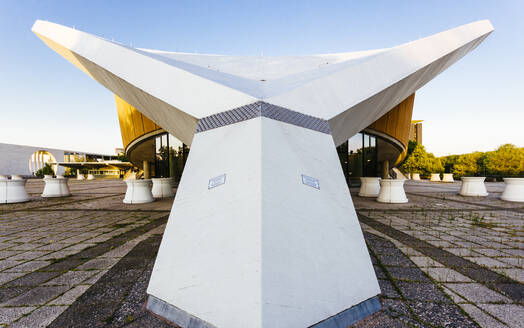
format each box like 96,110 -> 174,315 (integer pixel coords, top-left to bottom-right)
0,1 -> 522,156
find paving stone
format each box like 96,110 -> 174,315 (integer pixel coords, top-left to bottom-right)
49,285 -> 90,305
4,260 -> 51,272
409,256 -> 444,268
8,251 -> 50,261
478,303 -> 524,328
75,258 -> 119,270
82,269 -> 107,284
43,270 -> 97,286
464,256 -> 511,268
0,260 -> 24,271
386,266 -> 431,282
441,286 -> 467,304
422,267 -> 473,282
458,304 -> 507,328
497,257 -> 524,268
493,268 -> 524,283
0,272 -> 26,285
377,279 -> 399,298
9,305 -> 68,328
1,285 -> 69,306
407,301 -> 478,328
0,306 -> 35,324
444,283 -> 511,303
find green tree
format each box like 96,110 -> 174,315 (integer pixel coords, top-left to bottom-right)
451,152 -> 484,176
35,163 -> 55,178
484,144 -> 524,176
400,143 -> 442,176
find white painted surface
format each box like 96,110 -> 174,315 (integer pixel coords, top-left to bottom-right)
359,177 -> 381,197
123,179 -> 154,204
57,177 -> 71,197
33,20 -> 493,146
430,173 -> 441,182
377,179 -> 408,203
500,178 -> 524,202
148,118 -> 380,328
151,178 -> 175,198
87,174 -> 95,180
10,175 -> 23,180
0,180 -> 29,203
459,177 -> 488,197
442,173 -> 454,182
412,173 -> 421,181
77,174 -> 85,180
0,175 -> 7,180
0,143 -> 65,176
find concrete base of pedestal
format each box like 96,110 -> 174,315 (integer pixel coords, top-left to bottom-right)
459,177 -> 488,197
442,173 -> 454,182
500,178 -> 524,202
124,179 -> 154,204
42,178 -> 71,197
377,179 -> 408,203
0,179 -> 30,203
87,174 -> 95,180
430,173 -> 441,182
412,173 -> 421,181
358,177 -> 381,197
152,178 -> 175,198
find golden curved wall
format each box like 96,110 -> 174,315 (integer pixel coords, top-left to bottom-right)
366,93 -> 415,150
115,95 -> 163,150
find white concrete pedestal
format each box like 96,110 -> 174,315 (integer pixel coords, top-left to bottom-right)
11,175 -> 23,180
77,174 -> 85,180
459,177 -> 488,197
430,173 -> 441,182
500,178 -> 524,202
42,177 -> 71,197
151,178 -> 175,198
0,175 -> 7,180
87,174 -> 95,180
442,173 -> 454,182
0,179 -> 30,203
377,179 -> 408,203
412,173 -> 421,181
359,177 -> 381,197
147,117 -> 380,328
124,179 -> 154,204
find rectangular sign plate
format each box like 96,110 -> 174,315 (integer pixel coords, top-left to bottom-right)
208,174 -> 226,189
301,174 -> 320,189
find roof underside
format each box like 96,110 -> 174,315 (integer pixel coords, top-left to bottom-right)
32,20 -> 493,146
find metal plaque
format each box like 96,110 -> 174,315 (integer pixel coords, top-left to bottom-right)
301,174 -> 320,189
208,174 -> 226,189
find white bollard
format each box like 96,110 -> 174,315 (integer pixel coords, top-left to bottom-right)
377,179 -> 408,203
500,178 -> 524,202
358,177 -> 381,197
430,173 -> 441,182
124,179 -> 154,204
0,179 -> 30,203
406,173 -> 411,180
44,175 -> 53,179
151,178 -> 175,198
0,175 -> 8,180
459,177 -> 488,197
42,177 -> 71,197
77,174 -> 85,180
87,174 -> 95,180
442,173 -> 454,183
11,175 -> 23,180
412,173 -> 421,181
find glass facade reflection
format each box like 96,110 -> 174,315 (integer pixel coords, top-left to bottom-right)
153,132 -> 188,180
149,131 -> 378,184
337,132 -> 378,184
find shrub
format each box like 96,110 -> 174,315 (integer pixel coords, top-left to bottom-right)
35,163 -> 55,178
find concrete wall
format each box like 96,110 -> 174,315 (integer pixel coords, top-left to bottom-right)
0,143 -> 65,176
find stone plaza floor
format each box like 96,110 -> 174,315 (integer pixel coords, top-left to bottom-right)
0,179 -> 522,327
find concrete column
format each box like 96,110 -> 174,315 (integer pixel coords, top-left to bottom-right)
381,160 -> 389,179
143,160 -> 150,179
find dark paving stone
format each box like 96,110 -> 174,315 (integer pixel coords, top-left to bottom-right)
407,301 -> 478,328
48,235 -> 163,328
374,265 -> 387,279
359,214 -> 524,303
386,267 -> 431,283
378,279 -> 400,298
375,251 -> 416,267
353,309 -> 408,328
0,215 -> 167,303
395,281 -> 450,303
0,287 -> 30,302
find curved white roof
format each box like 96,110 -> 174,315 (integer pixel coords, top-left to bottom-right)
32,20 -> 493,145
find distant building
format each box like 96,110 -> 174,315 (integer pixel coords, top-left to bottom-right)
0,142 -> 121,177
409,120 -> 423,145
